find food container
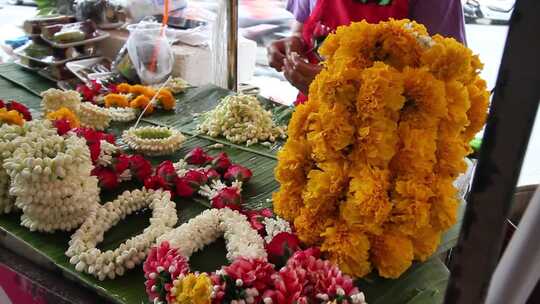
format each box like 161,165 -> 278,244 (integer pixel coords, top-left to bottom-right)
23,15 -> 76,36
14,41 -> 99,66
41,20 -> 110,48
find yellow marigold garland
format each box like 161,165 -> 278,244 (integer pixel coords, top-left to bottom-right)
273,19 -> 490,279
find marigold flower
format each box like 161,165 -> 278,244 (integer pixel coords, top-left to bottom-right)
46,107 -> 80,128
273,19 -> 489,279
130,84 -> 156,98
116,83 -> 131,94
130,95 -> 154,115
170,273 -> 212,304
0,108 -> 24,126
104,94 -> 129,108
157,88 -> 176,110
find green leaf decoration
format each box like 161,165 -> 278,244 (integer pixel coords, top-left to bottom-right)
0,63 -> 464,304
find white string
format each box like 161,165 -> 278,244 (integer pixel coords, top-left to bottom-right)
133,75 -> 172,129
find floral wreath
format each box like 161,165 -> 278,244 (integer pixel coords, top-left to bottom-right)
66,188 -> 178,280
122,126 -> 186,156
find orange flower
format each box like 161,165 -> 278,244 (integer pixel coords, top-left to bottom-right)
130,95 -> 154,115
46,107 -> 80,128
104,94 -> 129,108
116,83 -> 131,94
0,108 -> 24,126
130,85 -> 156,98
156,89 -> 176,110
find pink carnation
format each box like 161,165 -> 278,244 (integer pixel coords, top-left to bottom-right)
143,241 -> 189,303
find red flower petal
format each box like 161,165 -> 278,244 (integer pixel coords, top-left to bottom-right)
91,166 -> 119,190
224,164 -> 253,183
211,152 -> 232,173
184,147 -> 213,165
175,178 -> 195,197
7,101 -> 32,121
53,119 -> 72,135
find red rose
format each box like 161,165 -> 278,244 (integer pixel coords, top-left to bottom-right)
211,152 -> 232,173
224,164 -> 253,183
184,147 -> 213,165
144,175 -> 168,190
211,187 -> 242,210
77,80 -> 102,102
89,142 -> 101,164
0,100 -> 5,108
175,178 -> 195,197
244,208 -> 273,234
92,166 -> 119,190
107,84 -> 118,94
266,232 -> 301,267
7,101 -> 32,121
129,155 -> 153,182
156,161 -> 178,186
183,170 -> 208,188
115,154 -> 131,173
53,119 -> 72,136
203,168 -> 220,181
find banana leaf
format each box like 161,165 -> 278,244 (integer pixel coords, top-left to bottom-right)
0,64 -> 461,304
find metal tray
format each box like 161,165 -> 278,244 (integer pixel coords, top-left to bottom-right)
14,46 -> 99,67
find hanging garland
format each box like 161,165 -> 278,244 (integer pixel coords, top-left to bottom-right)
66,188 -> 178,280
273,20 -> 490,279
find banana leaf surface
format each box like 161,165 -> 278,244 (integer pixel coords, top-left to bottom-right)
0,63 -> 460,304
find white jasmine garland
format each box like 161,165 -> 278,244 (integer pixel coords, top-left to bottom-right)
198,94 -> 287,146
96,140 -> 119,167
41,88 -> 81,115
107,107 -> 138,122
152,77 -> 190,94
122,126 -> 186,156
172,159 -> 188,177
3,123 -> 99,232
157,208 -> 266,261
66,188 -> 178,281
0,123 -> 28,214
78,102 -> 112,130
263,217 -> 292,243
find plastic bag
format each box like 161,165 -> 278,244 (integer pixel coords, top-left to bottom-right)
126,20 -> 173,84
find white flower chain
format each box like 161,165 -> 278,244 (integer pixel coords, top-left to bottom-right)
263,217 -> 292,243
198,94 -> 287,146
79,102 -> 112,131
66,188 -> 178,281
152,77 -> 190,94
107,107 -> 138,122
122,126 -> 186,156
41,88 -> 81,115
0,123 -> 28,214
158,208 -> 266,262
96,140 -> 119,167
3,123 -> 99,232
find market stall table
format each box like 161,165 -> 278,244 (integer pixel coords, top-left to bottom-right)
0,63 -> 463,304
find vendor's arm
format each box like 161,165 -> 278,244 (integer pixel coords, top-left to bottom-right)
410,0 -> 467,44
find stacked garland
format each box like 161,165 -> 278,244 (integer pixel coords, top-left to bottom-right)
273,20 -> 490,278
0,101 -> 34,213
3,120 -> 100,232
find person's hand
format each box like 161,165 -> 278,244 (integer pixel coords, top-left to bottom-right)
267,36 -> 304,72
283,52 -> 323,95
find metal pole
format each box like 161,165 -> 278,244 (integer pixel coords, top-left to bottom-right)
226,0 -> 238,92
443,0 -> 540,303
485,186 -> 540,304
